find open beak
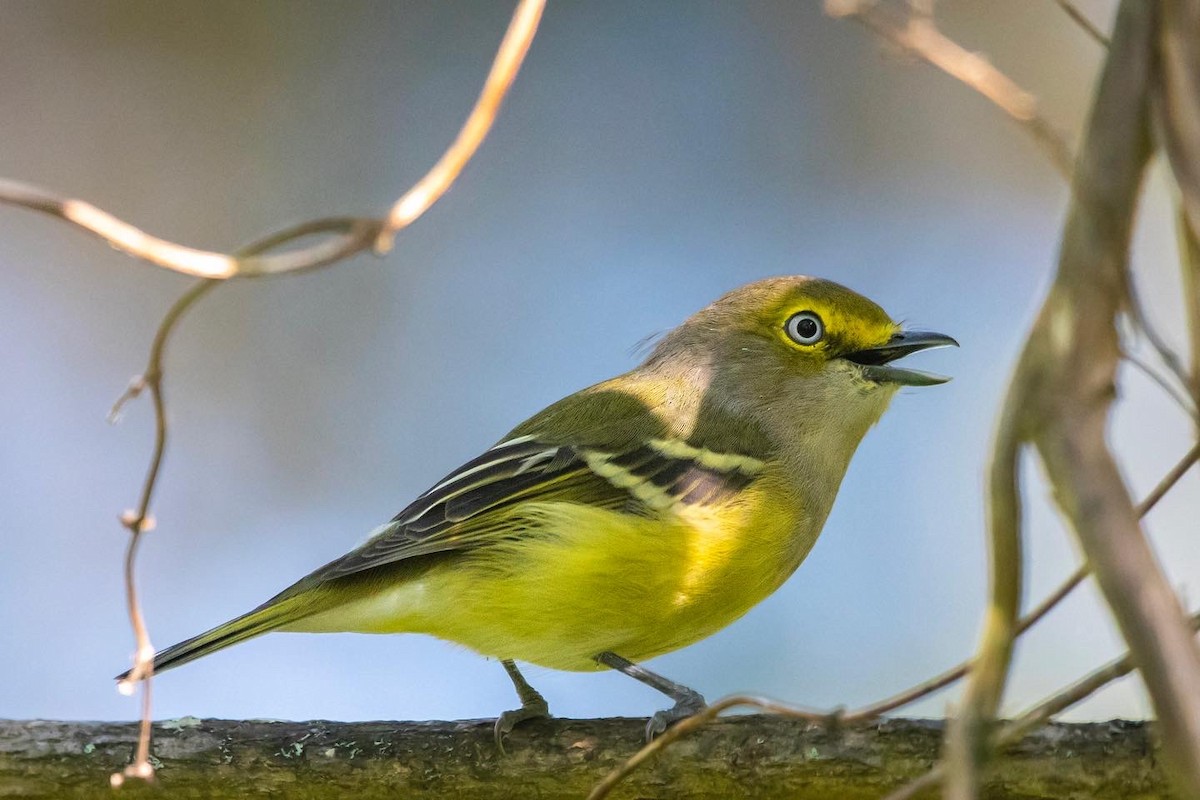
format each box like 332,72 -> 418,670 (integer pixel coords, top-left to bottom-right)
842,330 -> 959,386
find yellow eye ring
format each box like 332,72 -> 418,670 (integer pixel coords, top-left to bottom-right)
785,311 -> 824,346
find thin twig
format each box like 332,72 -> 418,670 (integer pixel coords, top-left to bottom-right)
831,2 -> 1198,798
109,276 -> 215,787
0,184 -> 383,279
376,0 -> 545,252
883,609 -> 1200,799
826,0 -> 1074,177
944,404 -> 1022,799
1123,345 -> 1199,418
1002,1 -> 1200,795
1005,611 -> 1200,738
1137,441 -> 1200,513
586,695 -> 829,800
1051,0 -> 1111,46
110,217 -> 378,784
1179,211 -> 1200,408
1154,0 -> 1200,411
95,1 -> 546,783
841,567 -> 1087,725
1126,285 -> 1194,395
0,0 -> 544,277
946,2 -> 1169,796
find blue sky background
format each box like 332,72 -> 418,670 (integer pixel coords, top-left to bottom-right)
2,0 -> 1196,726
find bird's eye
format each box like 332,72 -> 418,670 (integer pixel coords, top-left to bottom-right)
785,311 -> 824,346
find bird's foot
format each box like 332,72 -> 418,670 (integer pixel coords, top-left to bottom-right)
493,695 -> 551,755
645,688 -> 706,741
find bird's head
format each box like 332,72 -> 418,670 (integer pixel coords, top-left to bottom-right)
645,275 -> 956,450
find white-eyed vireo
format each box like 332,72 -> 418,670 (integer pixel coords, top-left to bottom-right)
118,276 -> 955,742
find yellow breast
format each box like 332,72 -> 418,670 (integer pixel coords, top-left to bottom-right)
327,462 -> 816,671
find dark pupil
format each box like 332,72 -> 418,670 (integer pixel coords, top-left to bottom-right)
796,317 -> 818,339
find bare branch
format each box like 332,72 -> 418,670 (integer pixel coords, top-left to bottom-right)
0,0 -> 544,278
1180,217 -> 1200,406
1051,0 -> 1111,46
884,609 -> 1200,799
1156,0 -> 1200,239
110,277 -> 215,787
1123,344 -> 1199,418
376,0 -> 545,252
1138,440 -> 1200,512
856,438 -> 1198,717
829,3 -> 1200,795
0,717 -> 1168,799
826,0 -> 1074,177
108,214 -> 431,784
0,182 -> 383,279
945,399 -> 1022,798
1155,0 -> 1200,408
586,696 -> 830,800
1126,290 -> 1193,392
1006,611 -> 1200,739
75,0 -> 548,782
947,1 -> 1200,795
942,1 -> 1163,794
845,573 -> 1082,727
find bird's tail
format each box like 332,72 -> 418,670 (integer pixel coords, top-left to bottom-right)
114,595 -> 310,682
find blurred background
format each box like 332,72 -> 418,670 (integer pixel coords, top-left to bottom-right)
0,0 -> 1194,725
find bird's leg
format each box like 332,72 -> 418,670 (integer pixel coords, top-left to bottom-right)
595,651 -> 706,741
493,659 -> 550,753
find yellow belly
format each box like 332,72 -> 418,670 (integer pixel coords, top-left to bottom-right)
298,475 -> 817,671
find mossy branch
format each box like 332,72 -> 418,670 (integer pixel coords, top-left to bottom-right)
0,717 -> 1168,800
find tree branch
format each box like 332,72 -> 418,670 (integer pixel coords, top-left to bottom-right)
0,0 -> 544,277
945,1 -> 1200,796
376,0 -> 544,252
882,611 -> 1200,799
825,0 -> 1074,177
0,717 -> 1167,800
1154,0 -> 1200,408
1029,1 -> 1200,793
77,0 -> 546,785
108,217 -> 388,785
1051,0 -> 1111,46
843,438 -> 1198,723
943,378 -> 1023,799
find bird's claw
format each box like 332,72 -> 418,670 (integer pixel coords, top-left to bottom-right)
493,697 -> 551,755
645,689 -> 706,741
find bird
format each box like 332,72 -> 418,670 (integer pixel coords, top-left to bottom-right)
117,275 -> 956,744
